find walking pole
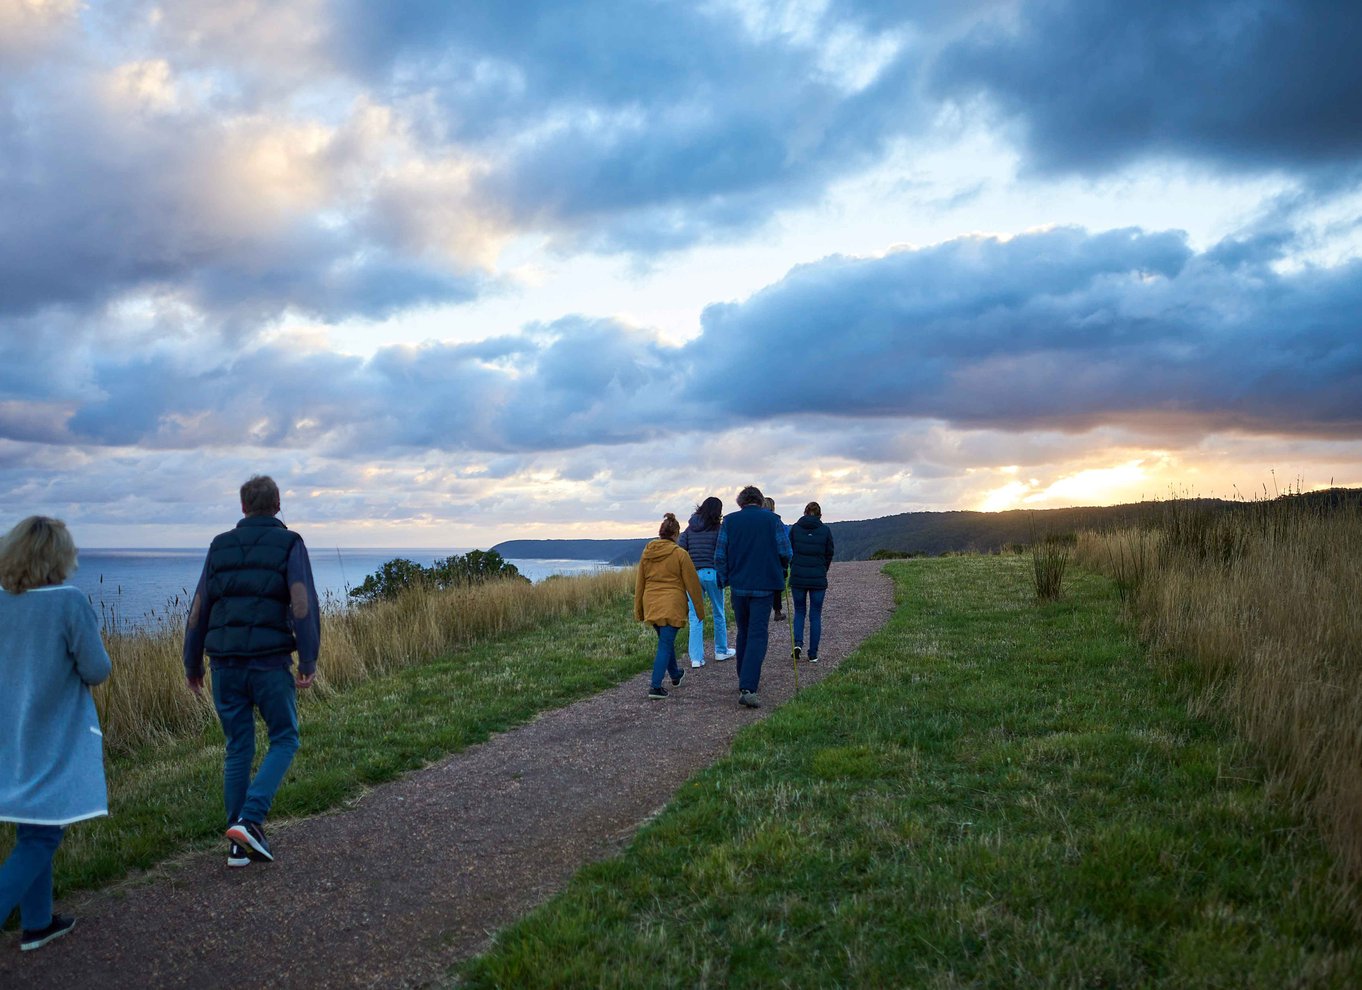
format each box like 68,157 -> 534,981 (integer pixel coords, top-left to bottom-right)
787,586 -> 799,693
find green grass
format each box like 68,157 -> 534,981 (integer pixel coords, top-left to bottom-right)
2,585 -> 657,899
456,556 -> 1361,988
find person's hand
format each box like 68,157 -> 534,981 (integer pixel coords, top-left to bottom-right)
186,675 -> 205,696
296,670 -> 316,689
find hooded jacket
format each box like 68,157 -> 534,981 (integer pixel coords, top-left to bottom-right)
677,512 -> 721,570
789,514 -> 835,590
634,538 -> 706,628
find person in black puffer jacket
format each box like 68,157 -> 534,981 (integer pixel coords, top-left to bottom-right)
677,496 -> 734,666
789,501 -> 834,663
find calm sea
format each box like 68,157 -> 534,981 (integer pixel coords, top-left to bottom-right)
68,548 -> 619,631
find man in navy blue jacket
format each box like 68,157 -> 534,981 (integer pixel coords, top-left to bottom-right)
183,475 -> 320,869
715,485 -> 792,708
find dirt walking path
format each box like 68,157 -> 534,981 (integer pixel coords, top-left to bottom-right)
2,562 -> 894,989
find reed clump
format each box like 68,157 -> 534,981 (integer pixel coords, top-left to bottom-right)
1077,498 -> 1362,879
92,568 -> 635,756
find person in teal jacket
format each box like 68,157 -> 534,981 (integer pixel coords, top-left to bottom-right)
0,516 -> 112,952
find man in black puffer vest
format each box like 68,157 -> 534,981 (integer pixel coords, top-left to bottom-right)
183,475 -> 320,869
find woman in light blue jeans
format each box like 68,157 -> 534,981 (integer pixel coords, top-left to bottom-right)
678,496 -> 733,667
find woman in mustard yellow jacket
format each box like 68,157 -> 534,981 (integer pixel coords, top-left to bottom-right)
634,513 -> 705,700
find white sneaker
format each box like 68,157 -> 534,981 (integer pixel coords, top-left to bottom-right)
717,648 -> 737,660
691,660 -> 704,668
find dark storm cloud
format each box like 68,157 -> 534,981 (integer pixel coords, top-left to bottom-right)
327,0 -> 931,252
931,0 -> 1362,177
55,316 -> 681,454
25,226 -> 1362,456
687,226 -> 1362,435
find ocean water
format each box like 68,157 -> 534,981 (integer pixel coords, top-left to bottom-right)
68,548 -> 619,631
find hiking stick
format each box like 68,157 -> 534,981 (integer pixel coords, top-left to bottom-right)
787,586 -> 799,693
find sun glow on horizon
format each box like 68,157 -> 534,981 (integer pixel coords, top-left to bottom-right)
977,459 -> 1156,512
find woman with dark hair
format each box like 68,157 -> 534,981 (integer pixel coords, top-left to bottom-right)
789,501 -> 835,663
677,496 -> 734,667
0,516 -> 112,952
634,513 -> 705,700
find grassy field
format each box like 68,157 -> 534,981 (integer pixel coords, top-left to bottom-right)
456,556 -> 1361,988
90,569 -> 639,756
1078,503 -> 1362,882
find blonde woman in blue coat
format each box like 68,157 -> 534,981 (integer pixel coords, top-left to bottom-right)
0,517 -> 112,952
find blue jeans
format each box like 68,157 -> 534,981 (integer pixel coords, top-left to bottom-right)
651,625 -> 682,689
687,568 -> 728,662
0,823 -> 64,930
792,587 -> 827,657
212,665 -> 301,826
732,593 -> 773,694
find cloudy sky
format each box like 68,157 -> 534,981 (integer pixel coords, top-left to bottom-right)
3,0 -> 1360,548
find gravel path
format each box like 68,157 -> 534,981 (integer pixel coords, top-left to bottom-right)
2,562 -> 894,989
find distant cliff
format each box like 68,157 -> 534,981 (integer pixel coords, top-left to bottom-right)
490,539 -> 649,565
492,488 -> 1362,565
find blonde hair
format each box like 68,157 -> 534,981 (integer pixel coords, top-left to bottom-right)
659,512 -> 681,541
0,516 -> 79,593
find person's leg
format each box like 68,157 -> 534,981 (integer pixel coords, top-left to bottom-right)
740,594 -> 773,694
237,666 -> 301,826
663,624 -> 682,682
809,589 -> 827,659
792,587 -> 808,653
211,665 -> 257,826
686,589 -> 704,667
772,588 -> 784,619
650,624 -> 671,690
705,572 -> 730,654
0,824 -> 64,930
732,593 -> 751,682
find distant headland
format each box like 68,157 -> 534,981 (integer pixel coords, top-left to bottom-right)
491,488 -> 1362,565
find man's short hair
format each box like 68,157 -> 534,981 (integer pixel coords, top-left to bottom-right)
736,485 -> 764,508
240,475 -> 281,516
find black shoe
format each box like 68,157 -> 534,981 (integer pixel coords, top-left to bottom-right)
671,669 -> 686,687
809,654 -> 819,664
648,685 -> 669,700
21,915 -> 76,952
792,646 -> 802,661
227,842 -> 251,868
773,612 -> 786,622
739,690 -> 761,708
225,820 -> 273,862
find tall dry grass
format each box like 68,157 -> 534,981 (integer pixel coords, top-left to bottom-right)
92,569 -> 635,756
1077,503 -> 1362,879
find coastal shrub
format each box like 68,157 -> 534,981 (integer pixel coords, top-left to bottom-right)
347,550 -> 526,604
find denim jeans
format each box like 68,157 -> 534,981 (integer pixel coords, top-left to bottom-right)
0,823 -> 64,930
651,625 -> 682,689
732,593 -> 773,694
687,567 -> 728,662
792,587 -> 827,657
211,665 -> 301,826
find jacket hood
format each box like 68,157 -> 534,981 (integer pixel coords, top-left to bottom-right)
641,539 -> 681,562
796,514 -> 822,530
686,512 -> 717,533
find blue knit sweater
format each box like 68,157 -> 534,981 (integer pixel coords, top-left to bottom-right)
0,585 -> 112,826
